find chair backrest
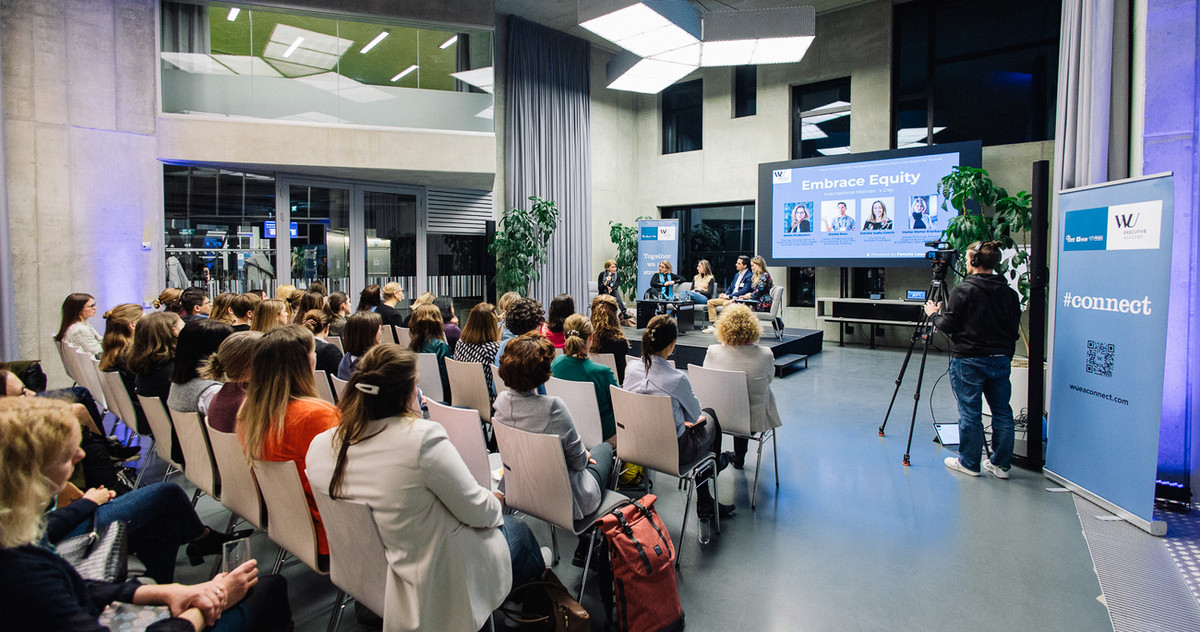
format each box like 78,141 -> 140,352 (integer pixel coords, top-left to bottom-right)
206,426 -> 266,530
544,376 -> 604,448
492,422 -> 575,531
592,353 -> 619,376
380,325 -> 398,345
311,490 -> 388,617
416,353 -> 445,403
688,365 -> 753,437
608,385 -> 682,475
491,365 -> 509,394
137,395 -> 181,469
329,375 -> 349,401
763,285 -> 785,318
96,366 -> 133,427
170,409 -> 220,499
678,281 -> 693,294
56,340 -> 79,383
326,336 -> 344,353
395,327 -> 411,347
445,358 -> 491,423
427,400 -> 492,489
251,459 -> 325,573
74,349 -> 107,411
313,370 -> 336,404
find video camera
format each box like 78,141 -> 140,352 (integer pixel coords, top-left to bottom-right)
924,240 -> 957,279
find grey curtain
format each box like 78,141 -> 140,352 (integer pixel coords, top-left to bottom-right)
1054,0 -> 1131,191
504,17 -> 592,307
0,39 -> 15,360
161,1 -> 211,54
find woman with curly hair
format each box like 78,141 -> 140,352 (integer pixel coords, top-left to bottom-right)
589,295 -> 631,383
703,303 -> 782,469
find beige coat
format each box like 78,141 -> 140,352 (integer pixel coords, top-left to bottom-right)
306,416 -> 510,632
703,343 -> 784,433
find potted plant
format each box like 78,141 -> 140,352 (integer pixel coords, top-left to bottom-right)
607,217 -> 648,304
488,196 -> 560,296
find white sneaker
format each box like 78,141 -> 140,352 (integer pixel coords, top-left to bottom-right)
944,457 -> 980,477
702,326 -> 715,334
982,459 -> 1010,479
540,546 -> 553,568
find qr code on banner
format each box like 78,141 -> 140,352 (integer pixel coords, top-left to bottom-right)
1086,340 -> 1115,378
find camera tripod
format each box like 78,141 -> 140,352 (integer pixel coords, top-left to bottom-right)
877,265 -> 949,467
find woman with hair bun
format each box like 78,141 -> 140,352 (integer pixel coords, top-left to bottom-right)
54,293 -> 102,357
551,313 -> 619,442
203,331 -> 263,434
153,287 -> 182,312
301,308 -> 344,375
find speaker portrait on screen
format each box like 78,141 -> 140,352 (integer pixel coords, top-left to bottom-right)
784,202 -> 813,233
909,195 -> 936,230
822,200 -> 857,232
861,198 -> 895,231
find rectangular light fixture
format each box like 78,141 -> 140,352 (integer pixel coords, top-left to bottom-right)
606,50 -> 696,94
226,7 -> 240,21
283,37 -> 304,58
391,65 -> 418,82
360,31 -> 388,54
700,6 -> 816,67
440,35 -> 458,49
580,0 -> 701,58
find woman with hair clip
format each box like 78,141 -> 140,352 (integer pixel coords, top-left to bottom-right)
623,314 -> 734,521
589,295 -> 631,383
551,314 -> 619,443
453,303 -> 502,400
301,309 -> 344,376
408,304 -> 450,398
238,325 -> 341,563
167,319 -> 234,415
0,397 -> 293,632
203,331 -> 263,434
336,311 -> 382,381
306,345 -> 543,632
54,292 -> 103,357
250,298 -> 289,333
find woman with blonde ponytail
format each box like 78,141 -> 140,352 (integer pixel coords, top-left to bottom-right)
99,303 -> 143,371
550,313 -> 619,442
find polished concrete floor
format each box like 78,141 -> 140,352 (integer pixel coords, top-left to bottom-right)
165,345 -> 1142,631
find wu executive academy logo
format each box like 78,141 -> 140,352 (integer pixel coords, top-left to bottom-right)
1063,200 -> 1162,252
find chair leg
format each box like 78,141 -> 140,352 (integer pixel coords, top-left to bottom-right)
271,548 -> 287,574
578,529 -> 599,599
326,589 -> 348,632
133,441 -> 156,489
752,436 -> 765,510
772,429 -> 780,489
190,488 -> 203,508
677,477 -> 694,568
550,526 -> 559,566
710,462 -> 720,536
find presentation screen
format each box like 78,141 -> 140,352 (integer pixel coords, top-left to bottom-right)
757,142 -> 981,267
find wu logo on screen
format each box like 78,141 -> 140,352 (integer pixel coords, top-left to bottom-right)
772,169 -> 792,184
1113,213 -> 1139,228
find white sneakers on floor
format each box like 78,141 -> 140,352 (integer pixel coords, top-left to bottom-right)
702,326 -> 715,334
982,459 -> 1011,479
945,456 -> 1011,479
944,457 -> 980,477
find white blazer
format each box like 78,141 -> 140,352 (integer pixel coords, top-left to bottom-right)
703,343 -> 783,433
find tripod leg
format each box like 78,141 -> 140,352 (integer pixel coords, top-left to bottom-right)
879,319 -> 928,437
902,328 -> 936,467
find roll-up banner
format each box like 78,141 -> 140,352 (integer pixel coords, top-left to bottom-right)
636,219 -> 680,300
1045,173 -> 1174,535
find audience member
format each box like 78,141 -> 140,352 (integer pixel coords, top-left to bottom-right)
229,293 -> 260,332
453,302 -> 502,399
434,295 -> 461,353
239,325 -> 340,562
179,287 -> 211,324
703,304 -> 782,469
551,314 -> 619,443
541,294 -> 574,349
54,293 -> 102,357
356,284 -> 382,313
286,289 -> 305,319
250,298 -> 289,333
301,309 -> 344,376
247,288 -> 268,301
167,319 -> 234,415
408,304 -> 450,398
202,331 -> 262,434
211,291 -> 237,324
308,281 -> 328,296
403,291 -> 435,327
307,345 -> 543,632
589,295 -> 631,383
129,311 -> 184,401
376,282 -> 405,328
496,291 -> 521,342
291,291 -> 325,325
336,311 -> 382,381
98,303 -> 143,373
327,291 -> 351,336
273,284 -> 296,302
154,287 -> 182,312
495,297 -> 544,366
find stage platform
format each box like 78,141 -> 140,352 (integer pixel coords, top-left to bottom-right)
623,325 -> 823,375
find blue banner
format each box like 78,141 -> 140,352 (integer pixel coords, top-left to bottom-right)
636,219 -> 680,300
1046,174 -> 1173,534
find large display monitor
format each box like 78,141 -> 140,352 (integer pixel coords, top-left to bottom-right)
757,142 -> 981,267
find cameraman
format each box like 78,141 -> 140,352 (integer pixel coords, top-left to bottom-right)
924,241 -> 1021,478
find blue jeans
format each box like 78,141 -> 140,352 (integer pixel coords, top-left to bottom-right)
950,355 -> 1014,472
500,515 -> 543,587
685,291 -> 709,305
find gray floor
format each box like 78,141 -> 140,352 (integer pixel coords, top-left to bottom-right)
163,345 -> 1144,631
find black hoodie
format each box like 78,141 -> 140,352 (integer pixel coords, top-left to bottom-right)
930,273 -> 1021,358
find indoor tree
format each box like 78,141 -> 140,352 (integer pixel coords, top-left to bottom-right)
608,217 -> 648,303
489,196 -> 560,296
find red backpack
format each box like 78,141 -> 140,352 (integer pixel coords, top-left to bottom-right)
598,494 -> 685,632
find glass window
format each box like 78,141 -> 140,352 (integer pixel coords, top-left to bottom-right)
791,78 -> 851,159
427,233 -> 488,317
164,166 -> 277,294
662,79 -> 703,154
289,185 -> 351,295
787,267 -> 816,307
733,65 -> 756,118
661,202 -> 754,288
364,191 -> 418,298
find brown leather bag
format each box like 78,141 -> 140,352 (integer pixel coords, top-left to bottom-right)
501,568 -> 590,631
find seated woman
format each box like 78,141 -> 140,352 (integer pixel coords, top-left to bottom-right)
589,295 -> 631,384
746,255 -> 783,331
540,294 -> 574,349
623,315 -> 733,520
153,287 -> 182,313
703,304 -> 783,469
452,303 -> 502,400
202,332 -> 263,434
495,333 -> 614,521
434,295 -> 461,353
55,292 -> 103,357
495,291 -> 522,343
289,292 -> 325,326
596,260 -> 632,323
249,299 -> 289,333
301,309 -> 344,376
408,304 -> 451,399
337,311 -> 382,381
238,325 -> 341,564
650,261 -> 685,300
355,284 -> 382,314
685,259 -> 715,305
167,319 -> 234,415
327,291 -> 351,337
0,397 -> 290,631
402,291 -> 435,328
129,311 -> 184,402
306,345 -> 544,632
550,314 -> 619,444
100,303 -> 148,432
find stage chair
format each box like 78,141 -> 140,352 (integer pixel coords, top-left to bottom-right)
329,375 -> 349,401
492,422 -> 627,596
756,285 -> 786,340
609,385 -> 718,565
137,395 -> 182,485
313,370 -> 336,404
427,400 -> 498,490
544,376 -> 605,448
326,336 -> 344,353
169,409 -> 219,506
395,327 -> 412,347
688,365 -> 778,509
206,425 -> 266,532
445,358 -> 492,423
416,353 -> 446,403
311,490 -> 388,631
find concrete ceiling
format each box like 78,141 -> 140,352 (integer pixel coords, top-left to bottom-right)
495,0 -> 874,52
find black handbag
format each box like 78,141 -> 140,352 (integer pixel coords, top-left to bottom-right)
57,517 -> 129,583
0,360 -> 47,392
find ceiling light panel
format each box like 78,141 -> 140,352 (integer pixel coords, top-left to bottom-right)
700,6 -> 816,67
606,49 -> 695,93
580,0 -> 701,58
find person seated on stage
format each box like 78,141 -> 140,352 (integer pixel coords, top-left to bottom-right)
746,256 -> 776,314
623,315 -> 734,521
494,297 -> 545,366
306,345 -> 544,632
551,314 -> 619,444
589,295 -> 631,384
408,304 -> 451,399
167,319 -> 234,415
686,259 -> 716,305
702,303 -> 783,469
704,255 -> 754,330
596,260 -> 633,324
650,261 -> 685,300
229,293 -> 260,332
540,294 -> 574,349
337,311 -> 383,381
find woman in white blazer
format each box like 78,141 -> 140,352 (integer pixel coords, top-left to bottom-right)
306,344 -> 543,632
703,303 -> 783,468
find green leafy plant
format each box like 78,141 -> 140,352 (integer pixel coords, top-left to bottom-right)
488,196 -> 560,296
608,217 -> 649,302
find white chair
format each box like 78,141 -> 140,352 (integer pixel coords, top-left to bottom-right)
169,409 -> 219,505
329,375 -> 349,401
417,353 -> 446,403
311,490 -> 389,631
492,422 -> 627,596
313,370 -> 336,404
609,385 -> 718,565
756,285 -> 786,340
95,363 -> 139,440
207,426 -> 266,532
491,366 -> 510,394
326,336 -> 344,353
544,376 -> 605,448
592,353 -> 619,377
137,395 -> 182,484
445,358 -> 492,423
688,365 -> 778,509
427,401 -> 497,490
381,325 -> 398,344
74,349 -> 108,413
55,339 -> 80,383
395,327 -> 412,347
